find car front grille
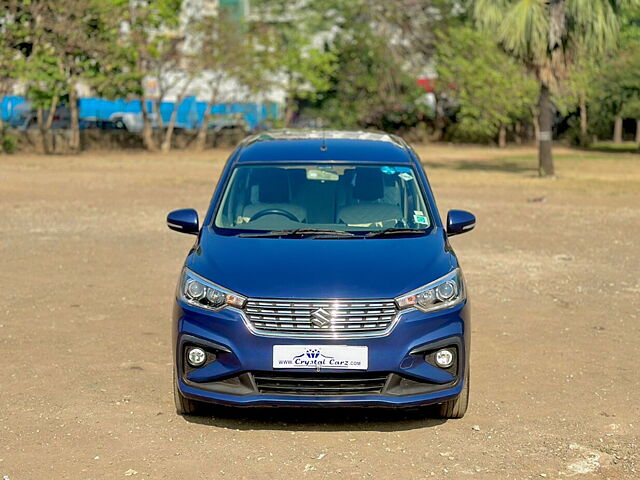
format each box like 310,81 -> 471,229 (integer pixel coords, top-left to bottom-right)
243,298 -> 398,337
253,372 -> 389,395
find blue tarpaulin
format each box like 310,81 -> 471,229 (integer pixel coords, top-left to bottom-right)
2,95 -> 278,130
1,96 -> 27,121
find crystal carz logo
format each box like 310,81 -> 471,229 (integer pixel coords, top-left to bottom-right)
273,345 -> 368,370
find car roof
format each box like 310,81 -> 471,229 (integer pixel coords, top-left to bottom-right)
234,130 -> 415,164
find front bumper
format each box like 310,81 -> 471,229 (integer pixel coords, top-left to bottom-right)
173,299 -> 470,407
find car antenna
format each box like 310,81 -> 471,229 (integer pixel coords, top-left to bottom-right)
320,124 -> 327,152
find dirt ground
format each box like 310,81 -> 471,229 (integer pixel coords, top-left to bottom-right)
1,144 -> 639,480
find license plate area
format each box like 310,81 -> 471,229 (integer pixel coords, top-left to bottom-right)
273,345 -> 368,370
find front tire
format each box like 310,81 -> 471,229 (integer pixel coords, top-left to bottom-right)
173,371 -> 206,416
437,372 -> 469,419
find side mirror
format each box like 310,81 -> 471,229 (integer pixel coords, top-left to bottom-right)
167,208 -> 199,235
447,209 -> 476,236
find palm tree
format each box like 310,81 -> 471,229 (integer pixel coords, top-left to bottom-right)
471,0 -> 635,176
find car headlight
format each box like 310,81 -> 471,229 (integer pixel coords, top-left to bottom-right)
395,269 -> 465,313
179,268 -> 246,311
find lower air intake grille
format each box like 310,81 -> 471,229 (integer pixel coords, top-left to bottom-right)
253,372 -> 389,395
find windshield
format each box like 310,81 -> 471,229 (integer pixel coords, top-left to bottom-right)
213,163 -> 432,235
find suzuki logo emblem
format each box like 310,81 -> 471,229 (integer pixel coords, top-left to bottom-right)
310,308 -> 333,328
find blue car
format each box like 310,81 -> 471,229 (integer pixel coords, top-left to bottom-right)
167,131 -> 476,418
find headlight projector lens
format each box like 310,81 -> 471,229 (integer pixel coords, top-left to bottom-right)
186,347 -> 207,367
416,289 -> 436,308
434,348 -> 455,368
206,288 -> 226,306
186,280 -> 206,299
435,281 -> 456,301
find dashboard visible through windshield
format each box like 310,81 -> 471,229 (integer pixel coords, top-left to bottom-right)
213,163 -> 432,236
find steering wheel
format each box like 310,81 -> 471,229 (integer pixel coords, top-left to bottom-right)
249,208 -> 300,222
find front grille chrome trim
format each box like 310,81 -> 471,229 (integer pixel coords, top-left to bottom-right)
239,298 -> 405,339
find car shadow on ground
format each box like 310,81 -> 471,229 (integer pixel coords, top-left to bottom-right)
181,405 -> 447,432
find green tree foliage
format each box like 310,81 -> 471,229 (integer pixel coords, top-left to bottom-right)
555,52 -> 599,145
1,2 -> 61,152
304,0 -> 426,131
589,10 -> 640,143
472,0 -> 638,176
371,0 -> 466,68
3,0 -> 640,154
90,1 -> 144,102
1,4 -> 23,151
35,0 -> 124,151
0,3 -> 21,129
436,26 -> 538,146
123,0 -> 185,151
189,11 -> 260,150
251,0 -> 337,127
2,0 -> 127,152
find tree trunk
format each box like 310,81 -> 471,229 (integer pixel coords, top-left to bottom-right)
532,106 -> 540,144
36,107 -> 48,154
161,98 -> 181,153
538,84 -> 554,177
195,101 -> 213,151
283,95 -> 295,127
69,85 -> 80,152
514,122 -> 522,145
154,99 -> 165,129
636,119 -> 640,145
431,94 -> 445,141
498,125 -> 507,148
141,99 -> 157,152
613,115 -> 623,143
579,96 -> 588,137
36,96 -> 58,154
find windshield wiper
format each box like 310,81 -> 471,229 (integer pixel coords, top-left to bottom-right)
290,228 -> 355,236
238,228 -> 356,238
365,228 -> 427,238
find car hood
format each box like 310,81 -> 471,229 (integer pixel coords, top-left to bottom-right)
187,229 -> 454,299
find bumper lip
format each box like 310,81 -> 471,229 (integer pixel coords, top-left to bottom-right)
178,375 -> 464,408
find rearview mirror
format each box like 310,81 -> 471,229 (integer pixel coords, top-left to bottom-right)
447,210 -> 475,236
167,208 -> 199,235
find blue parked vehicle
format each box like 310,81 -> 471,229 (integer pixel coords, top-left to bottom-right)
167,130 -> 476,418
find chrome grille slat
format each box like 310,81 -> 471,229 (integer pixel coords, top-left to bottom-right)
249,317 -> 393,322
244,298 -> 398,337
253,326 -> 390,332
247,309 -> 396,318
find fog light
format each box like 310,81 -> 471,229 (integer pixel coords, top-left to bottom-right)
434,348 -> 454,368
186,347 -> 207,367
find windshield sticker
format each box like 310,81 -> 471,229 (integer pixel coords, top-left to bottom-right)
398,172 -> 413,181
380,166 -> 395,175
414,210 -> 424,216
414,214 -> 429,225
395,166 -> 412,173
